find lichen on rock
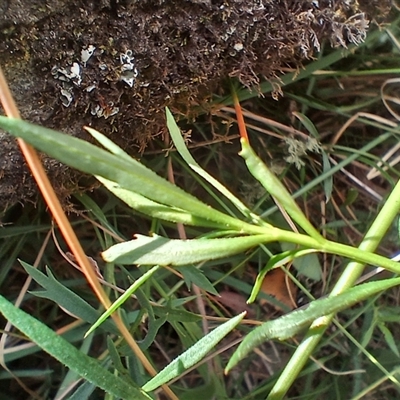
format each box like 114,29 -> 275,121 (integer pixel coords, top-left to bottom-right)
0,0 -> 393,213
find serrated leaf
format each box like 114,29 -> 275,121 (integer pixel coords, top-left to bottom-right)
20,261 -> 117,333
142,312 -> 245,391
102,233 -> 269,266
107,336 -> 127,372
0,294 -> 151,400
226,277 -> 400,372
139,314 -> 168,351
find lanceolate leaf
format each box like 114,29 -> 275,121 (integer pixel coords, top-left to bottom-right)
225,277 -> 400,372
240,138 -> 324,241
102,233 -> 270,266
166,108 -> 267,227
21,261 -> 118,334
0,117 -> 263,234
0,294 -> 151,400
142,312 -> 245,391
85,266 -> 160,337
98,177 -> 224,228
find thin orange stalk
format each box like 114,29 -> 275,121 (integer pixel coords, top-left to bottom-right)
231,88 -> 249,142
0,67 -> 177,400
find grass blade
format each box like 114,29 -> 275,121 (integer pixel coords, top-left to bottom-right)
85,266 -> 159,337
0,294 -> 151,400
142,312 -> 245,391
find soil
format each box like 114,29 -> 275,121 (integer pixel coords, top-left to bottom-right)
0,0 -> 393,214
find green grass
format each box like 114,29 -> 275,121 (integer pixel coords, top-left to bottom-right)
1,16 -> 400,400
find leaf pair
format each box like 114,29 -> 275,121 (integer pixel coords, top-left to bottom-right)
0,115 -> 266,235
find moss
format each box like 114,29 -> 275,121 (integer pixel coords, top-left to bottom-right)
0,0 -> 393,213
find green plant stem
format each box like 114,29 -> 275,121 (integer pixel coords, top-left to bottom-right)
271,232 -> 400,274
266,178 -> 400,400
240,139 -> 325,242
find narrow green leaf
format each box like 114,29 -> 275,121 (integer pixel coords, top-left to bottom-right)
378,323 -> 400,357
102,233 -> 271,266
142,312 -> 245,391
98,177 -> 223,228
132,289 -> 169,351
321,151 -> 333,203
153,305 -> 202,323
56,334 -> 94,399
281,242 -> 322,281
359,309 -> 375,349
292,111 -> 320,139
85,266 -> 159,337
179,381 -> 217,400
107,336 -> 132,376
248,248 -> 318,304
106,345 -> 127,380
85,126 -> 134,162
85,127 -> 199,229
240,139 -> 324,241
67,380 -> 96,399
176,265 -> 219,296
0,117 -> 260,233
139,314 -> 168,351
20,261 -> 117,334
226,277 -> 400,372
344,187 -> 359,206
0,294 -> 151,400
378,306 -> 400,323
166,108 -> 268,227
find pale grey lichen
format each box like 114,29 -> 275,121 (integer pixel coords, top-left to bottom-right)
51,62 -> 82,107
90,103 -> 120,119
119,50 -> 139,87
284,137 -> 322,169
81,44 -> 96,66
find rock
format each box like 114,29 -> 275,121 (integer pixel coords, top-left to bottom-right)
0,0 -> 392,213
